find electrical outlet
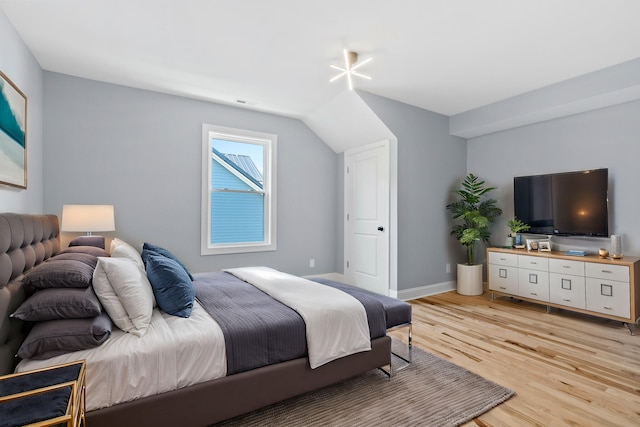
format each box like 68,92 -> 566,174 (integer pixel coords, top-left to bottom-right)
309,259 -> 315,268
446,263 -> 451,273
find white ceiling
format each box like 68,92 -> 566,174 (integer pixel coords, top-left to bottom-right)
2,0 -> 640,119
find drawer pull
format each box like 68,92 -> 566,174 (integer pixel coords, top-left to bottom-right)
530,293 -> 538,296
601,270 -> 612,274
499,286 -> 507,290
563,265 -> 571,269
531,261 -> 537,265
562,299 -> 571,302
604,306 -> 613,310
499,258 -> 507,261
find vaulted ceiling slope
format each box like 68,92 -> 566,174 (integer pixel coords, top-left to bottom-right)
1,0 -> 639,124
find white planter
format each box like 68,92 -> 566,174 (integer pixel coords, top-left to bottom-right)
457,263 -> 483,296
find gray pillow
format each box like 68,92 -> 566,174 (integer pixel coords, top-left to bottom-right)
23,257 -> 96,289
12,287 -> 102,321
59,245 -> 110,258
17,312 -> 112,360
49,252 -> 99,268
68,235 -> 106,249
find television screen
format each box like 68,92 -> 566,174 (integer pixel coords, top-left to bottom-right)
514,168 -> 608,237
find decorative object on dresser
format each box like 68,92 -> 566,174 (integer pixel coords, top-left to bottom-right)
446,174 -> 502,296
611,234 -> 623,259
538,241 -> 551,252
526,238 -> 547,251
0,360 -> 86,427
507,217 -> 530,248
487,247 -> 640,334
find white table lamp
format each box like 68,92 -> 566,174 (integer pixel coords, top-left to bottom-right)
61,204 -> 115,236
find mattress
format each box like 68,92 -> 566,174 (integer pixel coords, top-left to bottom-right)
17,301 -> 226,411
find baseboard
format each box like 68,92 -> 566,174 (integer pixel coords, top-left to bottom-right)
302,274 -> 457,301
392,281 -> 456,301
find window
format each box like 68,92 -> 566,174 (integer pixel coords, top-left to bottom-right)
201,124 -> 277,255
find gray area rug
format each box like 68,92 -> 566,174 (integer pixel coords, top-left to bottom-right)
215,340 -> 514,426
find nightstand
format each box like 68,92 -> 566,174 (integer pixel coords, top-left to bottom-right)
0,360 -> 86,427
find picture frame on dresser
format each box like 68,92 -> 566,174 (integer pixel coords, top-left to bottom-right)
0,70 -> 28,189
538,241 -> 551,251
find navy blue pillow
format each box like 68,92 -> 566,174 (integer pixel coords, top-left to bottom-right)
141,242 -> 193,280
145,253 -> 194,318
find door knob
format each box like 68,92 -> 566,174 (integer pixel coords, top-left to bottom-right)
377,226 -> 384,231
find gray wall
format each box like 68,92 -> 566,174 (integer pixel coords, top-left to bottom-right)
358,91 -> 468,292
43,72 -> 339,276
0,9 -> 44,212
468,99 -> 640,256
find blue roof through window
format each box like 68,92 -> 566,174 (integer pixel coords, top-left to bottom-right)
212,147 -> 263,189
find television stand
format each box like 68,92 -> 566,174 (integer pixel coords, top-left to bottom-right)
487,247 -> 640,333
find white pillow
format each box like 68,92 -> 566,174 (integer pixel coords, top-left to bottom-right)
93,257 -> 155,337
111,238 -> 145,269
109,237 -> 123,254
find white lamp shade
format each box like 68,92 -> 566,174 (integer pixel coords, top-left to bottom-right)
61,205 -> 115,232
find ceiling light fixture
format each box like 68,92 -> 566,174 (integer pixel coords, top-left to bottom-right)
330,50 -> 372,90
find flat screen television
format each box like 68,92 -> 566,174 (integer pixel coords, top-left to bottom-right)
513,168 -> 609,237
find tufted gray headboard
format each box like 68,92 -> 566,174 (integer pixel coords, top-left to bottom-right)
0,213 -> 60,374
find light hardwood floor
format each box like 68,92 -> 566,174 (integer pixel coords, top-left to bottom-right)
390,291 -> 640,426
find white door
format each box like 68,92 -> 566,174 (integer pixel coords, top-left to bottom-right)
344,141 -> 390,295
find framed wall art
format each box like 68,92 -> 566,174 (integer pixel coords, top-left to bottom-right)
0,70 -> 27,189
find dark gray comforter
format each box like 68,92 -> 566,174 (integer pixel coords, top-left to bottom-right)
193,271 -> 386,375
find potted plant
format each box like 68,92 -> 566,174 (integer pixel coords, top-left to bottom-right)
447,174 -> 502,295
507,218 -> 530,247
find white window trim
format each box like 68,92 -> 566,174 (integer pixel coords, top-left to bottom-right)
201,124 -> 277,255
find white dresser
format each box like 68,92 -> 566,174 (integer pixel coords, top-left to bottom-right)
487,248 -> 640,325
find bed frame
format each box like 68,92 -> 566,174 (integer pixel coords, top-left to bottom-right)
0,213 -> 392,426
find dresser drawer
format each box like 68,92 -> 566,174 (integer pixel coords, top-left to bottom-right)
488,264 -> 518,294
585,263 -> 629,283
488,252 -> 518,267
518,268 -> 549,301
518,255 -> 548,272
585,277 -> 630,319
549,258 -> 585,276
549,273 -> 586,309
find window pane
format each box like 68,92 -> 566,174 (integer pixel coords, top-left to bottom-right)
212,138 -> 263,186
212,160 -> 256,191
210,191 -> 264,243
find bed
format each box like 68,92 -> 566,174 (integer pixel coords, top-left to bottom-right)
0,213 -> 411,426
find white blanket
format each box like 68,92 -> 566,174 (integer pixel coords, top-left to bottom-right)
17,302 -> 226,411
224,267 -> 371,368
